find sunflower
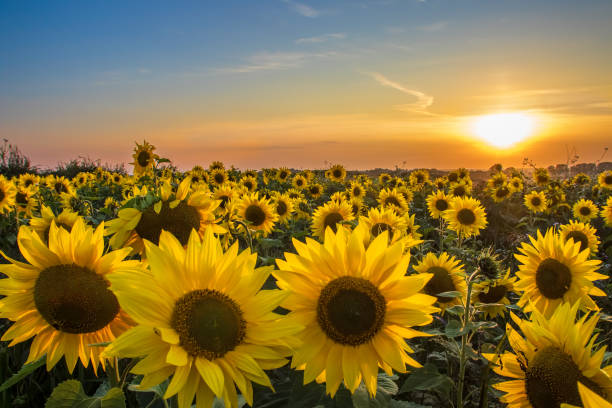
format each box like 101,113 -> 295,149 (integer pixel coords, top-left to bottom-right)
104,197 -> 120,212
46,175 -> 73,196
243,169 -> 258,178
378,188 -> 409,214
572,199 -> 599,223
110,172 -> 125,185
349,198 -> 364,218
457,168 -> 470,181
311,200 -> 354,240
598,170 -> 612,190
409,169 -> 429,189
276,167 -> 291,183
403,213 -> 422,241
449,180 -> 472,197
524,191 -> 548,213
487,172 -> 507,190
14,186 -> 37,217
0,219 -> 135,373
307,183 -> 323,199
292,174 -> 308,190
73,172 -> 92,188
359,207 -> 407,244
293,198 -> 312,220
559,220 -> 600,257
207,161 -> 224,171
433,177 -> 447,190
106,178 -> 223,253
274,225 -> 438,397
327,164 -> 347,183
562,382 -> 612,408
426,190 -> 451,219
442,196 -> 488,238
398,187 -> 414,207
414,252 -> 467,312
29,206 -> 82,243
237,193 -> 278,237
210,168 -> 229,187
447,171 -> 459,184
60,191 -> 90,215
572,173 -> 591,186
534,167 -> 551,185
602,197 -> 612,227
471,270 -> 516,319
491,184 -> 512,203
272,194 -> 294,225
239,175 -> 258,193
0,175 -> 16,213
378,173 -> 392,185
349,182 -> 365,200
188,169 -> 209,187
330,191 -> 349,202
131,140 -> 158,176
508,176 -> 524,193
285,188 -> 303,201
213,184 -> 238,215
514,228 -> 606,317
18,173 -> 39,189
484,302 -> 612,408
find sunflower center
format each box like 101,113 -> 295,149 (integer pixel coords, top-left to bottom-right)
25,179 -> 33,187
171,289 -> 246,360
477,285 -> 507,304
565,231 -> 589,253
453,186 -> 466,196
353,187 -> 361,196
579,206 -> 591,216
16,192 -> 28,206
457,209 -> 476,225
54,182 -> 68,194
496,187 -> 510,198
135,202 -> 201,245
493,178 -> 504,187
526,346 -> 604,408
535,258 -> 571,299
317,277 -> 385,346
244,181 -> 253,190
218,195 -> 230,209
245,204 -> 266,226
214,173 -> 225,184
34,264 -> 119,334
276,201 -> 288,216
424,266 -> 457,303
417,175 -> 424,183
310,186 -> 320,195
384,196 -> 401,208
605,175 -> 612,185
435,199 -> 448,212
531,197 -> 542,206
371,222 -> 392,238
537,175 -> 548,184
137,151 -> 151,167
323,212 -> 344,233
332,169 -> 342,178
448,173 -> 458,183
296,179 -> 304,186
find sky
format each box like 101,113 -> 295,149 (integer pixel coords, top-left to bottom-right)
1,0 -> 611,171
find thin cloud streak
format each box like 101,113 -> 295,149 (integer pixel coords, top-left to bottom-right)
295,33 -> 346,44
417,21 -> 448,32
283,0 -> 320,17
368,72 -> 434,113
216,51 -> 337,73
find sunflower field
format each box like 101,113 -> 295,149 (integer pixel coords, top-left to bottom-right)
1,141 -> 612,408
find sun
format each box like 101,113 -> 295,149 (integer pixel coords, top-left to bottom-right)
471,112 -> 535,148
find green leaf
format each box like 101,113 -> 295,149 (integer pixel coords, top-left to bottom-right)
399,363 -> 453,398
156,158 -> 171,164
444,320 -> 462,338
436,291 -> 462,299
45,379 -> 126,408
0,355 -> 45,392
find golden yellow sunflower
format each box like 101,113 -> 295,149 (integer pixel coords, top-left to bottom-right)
293,198 -> 312,220
239,175 -> 258,192
104,197 -> 119,212
189,169 -> 209,187
307,183 -> 323,199
433,177 -> 447,190
349,182 -> 365,200
18,173 -> 39,189
60,190 -> 89,215
534,167 -> 551,185
487,172 -> 507,190
311,200 -> 354,240
276,167 -> 291,183
210,168 -> 229,187
208,160 -> 224,171
327,164 -> 347,183
0,219 -> 135,373
274,225 -> 439,397
359,207 -> 407,244
29,205 -> 83,243
0,175 -> 17,213
485,302 -> 612,408
403,213 -> 423,241
442,196 -> 488,238
559,220 -> 600,257
508,176 -> 524,193
292,174 -> 308,190
449,180 -> 472,197
131,140 -> 158,176
491,184 -> 512,203
110,172 -> 125,185
349,198 -> 364,218
562,382 -> 612,408
272,194 -> 294,225
514,228 -> 606,317
573,199 -> 599,223
14,186 -> 37,217
73,172 -> 92,188
601,196 -> 612,227
471,269 -> 516,319
236,193 -> 278,237
524,191 -> 548,213
426,190 -> 451,219
212,184 -> 238,215
397,187 -> 414,206
597,170 -> 612,190
414,251 -> 467,312
104,229 -> 299,408
46,175 -> 74,196
378,188 -> 409,214
378,173 -> 392,185
573,172 -> 591,186
106,178 -> 223,253
409,169 -> 430,189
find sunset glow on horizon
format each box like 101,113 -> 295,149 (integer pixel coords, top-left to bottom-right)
1,1 -> 611,170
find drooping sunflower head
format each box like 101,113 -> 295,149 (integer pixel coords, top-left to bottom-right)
485,302 -> 612,408
378,188 -> 409,214
442,196 -> 488,238
524,191 -> 548,213
274,224 -> 439,397
0,219 -> 134,373
426,190 -> 451,219
597,170 -> 612,190
476,247 -> 503,279
105,228 -> 300,408
447,171 -> 459,183
237,193 -> 278,237
471,269 -> 516,319
349,198 -> 364,218
514,228 -> 606,317
572,199 -> 599,223
293,198 -> 312,220
327,164 -> 347,182
559,220 -> 600,257
403,213 -> 423,242
311,199 -> 354,240
414,251 -> 466,312
212,183 -> 238,214
131,140 -> 158,176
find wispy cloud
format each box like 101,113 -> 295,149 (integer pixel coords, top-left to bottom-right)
295,33 -> 346,44
417,21 -> 448,32
368,72 -> 434,113
217,51 -> 337,73
283,0 -> 320,17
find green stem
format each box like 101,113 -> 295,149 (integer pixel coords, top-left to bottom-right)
457,268 -> 480,408
438,218 -> 444,252
233,220 -> 253,252
479,331 -> 508,408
